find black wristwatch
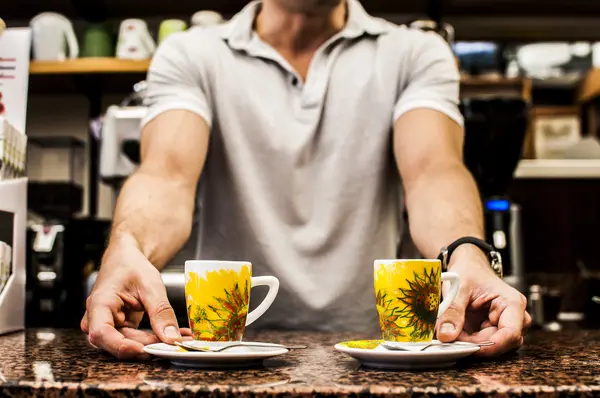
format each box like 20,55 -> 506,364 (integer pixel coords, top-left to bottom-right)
437,237 -> 503,279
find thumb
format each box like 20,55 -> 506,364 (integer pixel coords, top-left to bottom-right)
141,280 -> 181,344
436,286 -> 469,343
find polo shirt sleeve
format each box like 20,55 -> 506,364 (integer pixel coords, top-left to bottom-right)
141,33 -> 213,129
393,31 -> 463,127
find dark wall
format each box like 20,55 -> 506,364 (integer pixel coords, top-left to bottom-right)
510,178 -> 600,274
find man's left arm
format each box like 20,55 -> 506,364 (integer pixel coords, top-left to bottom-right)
393,32 -> 530,356
395,108 -> 484,260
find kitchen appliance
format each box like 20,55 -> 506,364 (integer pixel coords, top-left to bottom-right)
26,218 -> 109,328
27,136 -> 85,218
29,13 -> 78,61
100,105 -> 147,187
116,19 -> 155,60
461,97 -> 529,293
99,80 -> 147,187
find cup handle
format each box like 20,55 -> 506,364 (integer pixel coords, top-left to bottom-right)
438,272 -> 460,317
246,276 -> 279,326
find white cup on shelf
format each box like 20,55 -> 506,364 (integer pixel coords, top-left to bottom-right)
29,12 -> 79,61
191,11 -> 224,27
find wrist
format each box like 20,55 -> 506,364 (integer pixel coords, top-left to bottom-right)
109,228 -> 142,252
446,242 -> 494,274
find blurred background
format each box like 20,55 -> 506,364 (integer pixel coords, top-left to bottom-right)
1,0 -> 600,334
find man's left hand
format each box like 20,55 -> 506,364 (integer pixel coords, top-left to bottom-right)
436,257 -> 532,357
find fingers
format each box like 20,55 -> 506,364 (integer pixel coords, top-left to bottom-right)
119,327 -> 193,345
87,298 -> 148,360
523,311 -> 532,329
477,300 -> 525,357
498,298 -> 525,335
436,285 -> 470,343
123,311 -> 145,329
476,326 -> 521,357
481,320 -> 493,329
140,280 -> 182,344
180,328 -> 193,337
83,307 -> 144,334
81,311 -> 89,333
120,328 -> 161,346
456,326 -> 497,344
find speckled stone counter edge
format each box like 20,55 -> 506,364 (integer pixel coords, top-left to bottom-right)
1,381 -> 599,398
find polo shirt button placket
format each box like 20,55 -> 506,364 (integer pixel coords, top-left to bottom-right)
301,64 -> 324,110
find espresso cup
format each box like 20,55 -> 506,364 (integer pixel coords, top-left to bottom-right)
374,259 -> 460,343
184,261 -> 279,341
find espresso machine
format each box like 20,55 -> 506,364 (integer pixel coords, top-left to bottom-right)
461,97 -> 529,293
26,218 -> 110,328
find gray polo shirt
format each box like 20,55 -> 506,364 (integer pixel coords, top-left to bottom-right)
142,0 -> 463,332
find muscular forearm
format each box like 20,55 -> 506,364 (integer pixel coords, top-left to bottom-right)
109,168 -> 196,269
405,161 -> 485,262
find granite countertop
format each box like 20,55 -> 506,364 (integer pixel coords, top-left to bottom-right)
0,329 -> 599,397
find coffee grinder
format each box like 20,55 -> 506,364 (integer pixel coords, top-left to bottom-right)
461,97 -> 529,293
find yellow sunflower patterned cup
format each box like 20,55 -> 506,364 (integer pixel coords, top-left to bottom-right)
374,259 -> 460,343
185,261 -> 279,342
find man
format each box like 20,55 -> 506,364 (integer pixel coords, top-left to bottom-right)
82,0 -> 530,359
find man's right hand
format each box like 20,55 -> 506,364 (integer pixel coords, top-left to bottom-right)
81,235 -> 189,360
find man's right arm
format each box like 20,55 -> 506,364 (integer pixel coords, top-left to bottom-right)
110,109 -> 209,269
81,111 -> 209,359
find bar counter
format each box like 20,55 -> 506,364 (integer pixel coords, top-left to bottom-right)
0,329 -> 598,397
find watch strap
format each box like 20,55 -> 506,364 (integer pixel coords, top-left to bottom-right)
437,236 -> 503,278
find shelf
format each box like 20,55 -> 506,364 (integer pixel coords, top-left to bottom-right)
515,159 -> 600,179
460,77 -> 532,101
29,58 -> 151,75
28,136 -> 85,149
27,62 -> 528,88
579,68 -> 600,103
26,60 -> 534,99
28,59 -> 149,94
532,106 -> 580,117
460,77 -> 526,87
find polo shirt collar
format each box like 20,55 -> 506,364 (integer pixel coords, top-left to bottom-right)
216,0 -> 389,51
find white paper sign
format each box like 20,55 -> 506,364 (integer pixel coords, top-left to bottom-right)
0,28 -> 31,134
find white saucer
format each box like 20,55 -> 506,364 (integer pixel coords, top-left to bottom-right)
144,342 -> 289,369
334,340 -> 481,370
